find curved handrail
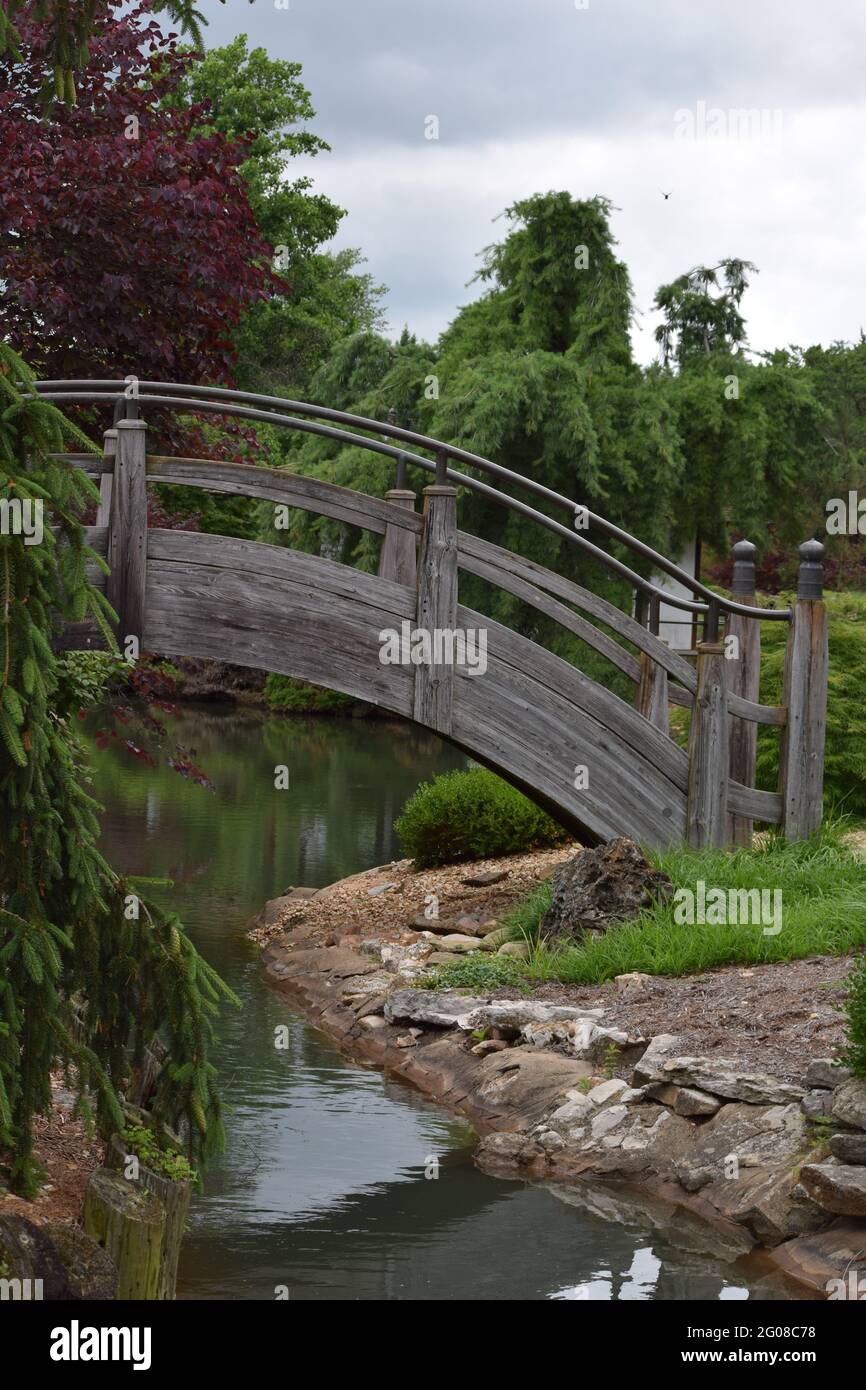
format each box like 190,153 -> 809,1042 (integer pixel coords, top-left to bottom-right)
33,379 -> 791,621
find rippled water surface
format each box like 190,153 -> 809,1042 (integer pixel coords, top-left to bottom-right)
88,706 -> 801,1301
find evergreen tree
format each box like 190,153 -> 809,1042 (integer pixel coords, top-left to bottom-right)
0,343 -> 237,1195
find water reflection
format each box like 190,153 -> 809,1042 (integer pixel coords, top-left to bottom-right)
86,707 -> 801,1301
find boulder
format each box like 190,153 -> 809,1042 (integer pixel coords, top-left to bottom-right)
799,1163 -> 866,1217
657,1057 -> 805,1106
479,928 -> 512,952
461,1000 -> 604,1033
805,1058 -> 853,1090
497,942 -> 529,959
830,1132 -> 866,1165
542,838 -> 673,944
673,1102 -> 810,1193
830,1079 -> 866,1131
616,971 -> 653,1000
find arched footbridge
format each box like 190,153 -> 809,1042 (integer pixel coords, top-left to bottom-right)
38,380 -> 829,850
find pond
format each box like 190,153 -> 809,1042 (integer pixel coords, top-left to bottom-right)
87,705 -> 801,1301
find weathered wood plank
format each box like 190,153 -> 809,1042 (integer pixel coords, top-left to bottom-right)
687,642 -> 729,848
778,598 -> 828,839
146,458 -> 423,539
726,781 -> 783,824
413,486 -> 458,735
378,488 -> 417,587
726,596 -> 761,844
107,420 -> 148,650
457,603 -> 689,792
635,650 -> 670,734
458,530 -> 698,691
96,431 -> 116,527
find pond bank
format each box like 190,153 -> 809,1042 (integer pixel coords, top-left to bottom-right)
257,855 -> 866,1299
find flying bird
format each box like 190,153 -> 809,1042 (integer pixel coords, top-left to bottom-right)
660,190 -> 673,200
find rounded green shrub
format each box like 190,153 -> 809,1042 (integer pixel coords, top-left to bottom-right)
395,766 -> 568,868
264,674 -> 355,714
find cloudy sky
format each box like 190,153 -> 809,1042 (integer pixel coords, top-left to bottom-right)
181,0 -> 866,362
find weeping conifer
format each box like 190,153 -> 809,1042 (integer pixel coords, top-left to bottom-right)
0,342 -> 236,1196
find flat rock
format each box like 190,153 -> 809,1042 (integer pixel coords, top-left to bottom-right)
384,988 -> 487,1028
799,1163 -> 866,1216
770,1218 -> 866,1294
658,1057 -> 805,1106
805,1058 -> 853,1090
673,1102 -> 810,1193
426,951 -> 465,966
359,1014 -> 389,1031
479,928 -> 511,951
631,1034 -> 685,1085
279,947 -> 380,979
586,1078 -> 629,1107
475,1050 -> 595,1128
436,934 -> 483,953
461,869 -> 509,887
461,1000 -> 604,1033
367,882 -> 398,897
647,1082 -> 721,1117
831,1079 -> 866,1131
471,1039 -> 510,1057
830,1132 -> 866,1165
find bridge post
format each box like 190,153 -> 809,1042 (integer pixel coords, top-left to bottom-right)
106,418 -> 148,657
778,540 -> 828,841
635,595 -> 669,734
687,640 -> 729,848
95,428 -> 117,527
726,540 -> 761,846
378,486 -> 417,587
413,484 -> 458,735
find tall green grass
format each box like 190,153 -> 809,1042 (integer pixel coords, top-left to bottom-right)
501,826 -> 866,985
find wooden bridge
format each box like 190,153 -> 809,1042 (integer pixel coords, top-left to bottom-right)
39,379 -> 829,850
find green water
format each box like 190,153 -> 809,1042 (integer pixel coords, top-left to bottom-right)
87,706 -> 801,1301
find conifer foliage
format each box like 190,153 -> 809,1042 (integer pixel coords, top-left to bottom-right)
0,344 -> 237,1196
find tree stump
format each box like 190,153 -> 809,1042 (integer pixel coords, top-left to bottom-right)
108,1135 -> 192,1301
84,1169 -> 165,1301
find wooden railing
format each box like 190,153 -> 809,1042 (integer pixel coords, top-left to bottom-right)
44,381 -> 828,849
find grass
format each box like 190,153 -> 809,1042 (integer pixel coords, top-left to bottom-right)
484,824 -> 866,986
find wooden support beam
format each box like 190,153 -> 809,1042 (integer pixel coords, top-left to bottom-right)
378,488 -> 417,586
413,484 -> 458,735
635,651 -> 669,734
726,540 -> 761,847
687,640 -> 729,848
778,541 -> 828,840
95,428 -> 117,527
106,419 -> 148,653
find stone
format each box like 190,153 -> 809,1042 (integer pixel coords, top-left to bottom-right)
701,1166 -> 827,1245
497,941 -> 529,959
436,933 -> 483,953
673,1103 -> 810,1193
658,1057 -> 806,1106
367,882 -> 398,896
801,1090 -> 835,1120
805,1058 -> 853,1090
355,992 -> 391,1020
631,1034 -> 685,1085
590,1104 -> 630,1140
548,1093 -> 595,1128
476,919 -> 505,937
461,869 -> 509,887
615,971 -> 653,1000
250,893 -> 305,929
384,988 -> 487,1028
479,928 -> 512,951
586,1078 -> 629,1107
830,1132 -> 866,1165
379,941 -> 433,977
454,914 -> 484,934
831,1079 -> 866,1131
475,1049 -> 595,1127
770,1219 -> 866,1295
395,1033 -> 417,1048
471,1039 -> 510,1057
426,951 -> 465,966
359,1015 -> 388,1030
414,917 -> 459,934
569,1019 -> 629,1063
285,886 -> 319,901
647,1082 -> 721,1117
620,1086 -> 649,1105
461,1000 -> 603,1033
799,1163 -> 866,1216
542,838 -> 673,945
